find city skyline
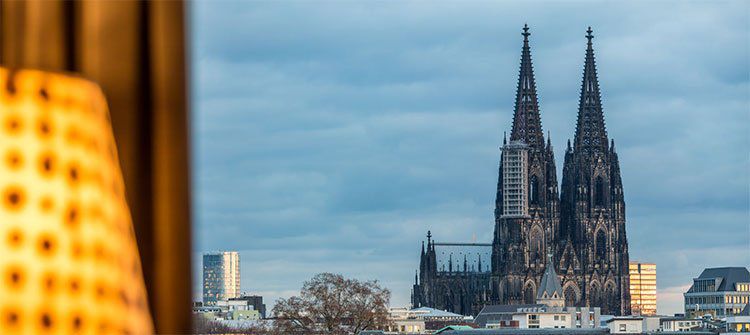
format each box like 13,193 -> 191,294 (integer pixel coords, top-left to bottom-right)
191,1 -> 750,315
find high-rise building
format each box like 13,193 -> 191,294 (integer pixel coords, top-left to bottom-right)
412,25 -> 630,316
629,262 -> 657,315
684,267 -> 750,318
203,251 -> 241,305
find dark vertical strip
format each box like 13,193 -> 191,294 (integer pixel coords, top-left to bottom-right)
137,0 -> 157,328
0,0 -> 4,65
149,1 -> 192,331
62,0 -> 76,72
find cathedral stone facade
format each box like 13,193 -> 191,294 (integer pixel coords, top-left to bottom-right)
412,26 -> 630,316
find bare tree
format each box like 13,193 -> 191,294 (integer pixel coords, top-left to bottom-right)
272,273 -> 391,334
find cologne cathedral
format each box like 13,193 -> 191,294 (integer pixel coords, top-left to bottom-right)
411,26 -> 630,316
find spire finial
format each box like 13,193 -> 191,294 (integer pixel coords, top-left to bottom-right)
547,247 -> 553,265
427,230 -> 432,243
522,24 -> 530,42
586,26 -> 594,44
547,131 -> 552,146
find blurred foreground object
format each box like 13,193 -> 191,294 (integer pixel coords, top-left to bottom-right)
1,1 -> 192,332
0,68 -> 152,334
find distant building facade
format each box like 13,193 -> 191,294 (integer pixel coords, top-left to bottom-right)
684,267 -> 750,318
725,304 -> 750,333
386,307 -> 472,333
629,262 -> 656,316
659,317 -> 703,332
606,316 -> 642,334
229,295 -> 266,318
386,307 -> 426,334
203,251 -> 241,305
413,25 -> 630,316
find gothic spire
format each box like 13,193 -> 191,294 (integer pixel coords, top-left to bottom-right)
573,27 -> 609,154
509,24 -> 545,149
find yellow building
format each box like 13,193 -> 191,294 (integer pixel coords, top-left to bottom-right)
630,262 -> 657,316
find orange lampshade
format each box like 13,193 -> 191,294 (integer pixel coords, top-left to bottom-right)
0,68 -> 152,334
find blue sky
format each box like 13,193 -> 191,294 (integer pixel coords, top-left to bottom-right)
190,1 -> 750,315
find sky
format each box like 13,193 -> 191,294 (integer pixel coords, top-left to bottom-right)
190,1 -> 750,316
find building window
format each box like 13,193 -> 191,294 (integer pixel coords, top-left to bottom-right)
596,229 -> 607,260
566,287 -> 579,307
529,229 -> 543,264
529,175 -> 539,205
595,176 -> 605,207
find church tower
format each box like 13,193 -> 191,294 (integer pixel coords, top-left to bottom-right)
491,24 -> 560,306
558,27 -> 630,315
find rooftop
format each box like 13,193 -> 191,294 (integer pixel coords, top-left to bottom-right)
537,254 -> 563,300
474,304 -> 545,326
411,307 -> 466,318
433,243 -> 492,273
478,304 -> 546,314
606,316 -> 644,322
694,267 -> 750,291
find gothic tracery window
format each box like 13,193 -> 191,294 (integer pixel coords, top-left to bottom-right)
524,285 -> 535,304
529,228 -> 543,263
595,176 -> 605,207
590,283 -> 601,307
596,229 -> 607,261
529,175 -> 540,205
564,286 -> 578,306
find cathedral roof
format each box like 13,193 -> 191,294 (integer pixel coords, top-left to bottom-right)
433,243 -> 492,273
536,253 -> 563,300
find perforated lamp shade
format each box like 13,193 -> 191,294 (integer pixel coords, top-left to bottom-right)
0,68 -> 153,334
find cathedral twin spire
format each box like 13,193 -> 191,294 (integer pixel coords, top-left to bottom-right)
511,25 -> 609,152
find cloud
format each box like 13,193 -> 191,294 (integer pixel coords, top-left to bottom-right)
190,0 -> 750,314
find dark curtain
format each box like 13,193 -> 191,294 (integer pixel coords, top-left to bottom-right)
0,1 -> 192,333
